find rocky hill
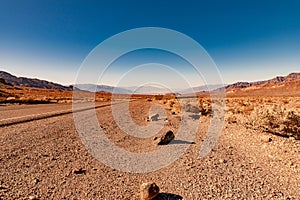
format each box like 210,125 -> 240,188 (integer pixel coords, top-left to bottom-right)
226,72 -> 300,90
0,78 -> 14,89
0,71 -> 73,91
225,72 -> 300,96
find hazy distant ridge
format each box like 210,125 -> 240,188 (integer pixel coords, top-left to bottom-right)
74,84 -> 132,94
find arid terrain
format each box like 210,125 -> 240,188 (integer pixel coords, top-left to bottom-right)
0,72 -> 300,199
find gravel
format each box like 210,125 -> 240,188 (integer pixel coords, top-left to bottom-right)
0,100 -> 299,199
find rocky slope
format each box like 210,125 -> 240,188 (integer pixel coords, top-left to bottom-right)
226,72 -> 300,90
0,71 -> 72,91
225,72 -> 300,96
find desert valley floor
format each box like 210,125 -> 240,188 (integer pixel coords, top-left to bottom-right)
0,96 -> 299,199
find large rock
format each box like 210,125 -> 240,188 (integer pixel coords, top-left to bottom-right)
140,182 -> 160,200
155,130 -> 175,145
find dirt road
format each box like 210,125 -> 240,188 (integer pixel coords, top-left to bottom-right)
0,100 -> 299,199
0,101 -> 118,127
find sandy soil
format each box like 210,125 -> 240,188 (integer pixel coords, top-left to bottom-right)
0,99 -> 299,199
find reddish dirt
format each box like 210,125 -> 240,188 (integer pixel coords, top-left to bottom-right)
0,97 -> 299,199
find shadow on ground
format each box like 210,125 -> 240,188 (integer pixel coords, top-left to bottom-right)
171,140 -> 195,145
153,193 -> 183,200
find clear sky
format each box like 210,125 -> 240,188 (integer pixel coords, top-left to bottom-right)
0,0 -> 299,87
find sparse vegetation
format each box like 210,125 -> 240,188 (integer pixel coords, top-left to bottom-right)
244,106 -> 300,139
226,97 -> 300,139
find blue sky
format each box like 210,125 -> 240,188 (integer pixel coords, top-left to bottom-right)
0,0 -> 300,87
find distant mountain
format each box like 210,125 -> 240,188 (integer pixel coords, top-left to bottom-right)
226,72 -> 300,90
74,84 -> 132,94
125,86 -> 173,94
75,84 -> 176,94
0,71 -> 73,91
124,84 -> 225,95
2,70 -> 299,96
225,72 -> 300,96
180,84 -> 224,94
0,78 -> 14,89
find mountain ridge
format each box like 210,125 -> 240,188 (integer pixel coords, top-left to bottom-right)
1,70 -> 299,95
0,71 -> 73,91
226,72 -> 300,90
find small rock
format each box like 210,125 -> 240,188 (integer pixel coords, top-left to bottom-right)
33,178 -> 40,184
140,182 -> 159,200
261,135 -> 272,143
0,185 -> 7,190
73,168 -> 86,174
29,196 -> 38,200
150,114 -> 159,121
156,130 -> 175,145
279,124 -> 285,131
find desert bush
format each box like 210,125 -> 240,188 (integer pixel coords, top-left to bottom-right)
167,99 -> 175,107
226,115 -> 238,124
281,111 -> 300,138
198,99 -> 212,116
154,95 -> 163,100
243,105 -> 300,139
226,100 -> 254,115
282,99 -> 289,104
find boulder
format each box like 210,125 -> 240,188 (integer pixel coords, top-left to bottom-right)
155,130 -> 175,145
140,182 -> 159,200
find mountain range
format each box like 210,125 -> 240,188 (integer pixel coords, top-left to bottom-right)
74,84 -> 132,94
226,73 -> 300,90
225,72 -> 300,96
0,70 -> 299,95
0,71 -> 73,91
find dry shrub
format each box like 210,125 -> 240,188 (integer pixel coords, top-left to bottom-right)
282,111 -> 300,138
198,98 -> 212,116
165,99 -> 181,114
3,98 -> 54,104
282,99 -> 289,104
243,105 -> 300,139
226,115 -> 238,124
167,99 -> 175,107
154,95 -> 163,100
226,99 -> 254,115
